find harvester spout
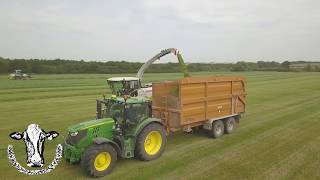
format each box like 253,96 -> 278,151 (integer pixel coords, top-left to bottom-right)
177,53 -> 190,78
136,48 -> 190,81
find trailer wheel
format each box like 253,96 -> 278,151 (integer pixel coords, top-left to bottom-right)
224,117 -> 236,134
135,123 -> 166,161
210,120 -> 224,138
81,144 -> 117,177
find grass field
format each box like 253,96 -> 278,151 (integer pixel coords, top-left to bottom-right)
0,72 -> 319,180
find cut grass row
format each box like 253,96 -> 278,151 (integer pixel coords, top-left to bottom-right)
0,72 -> 319,179
105,94 -> 320,179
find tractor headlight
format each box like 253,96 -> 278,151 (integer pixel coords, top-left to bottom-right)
66,130 -> 87,145
70,131 -> 78,136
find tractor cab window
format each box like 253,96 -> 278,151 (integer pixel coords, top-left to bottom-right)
106,102 -> 124,122
107,80 -> 140,96
126,103 -> 148,122
130,80 -> 139,89
108,81 -> 124,96
123,81 -> 139,95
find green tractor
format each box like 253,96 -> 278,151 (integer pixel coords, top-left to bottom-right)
64,95 -> 166,177
64,48 -> 189,177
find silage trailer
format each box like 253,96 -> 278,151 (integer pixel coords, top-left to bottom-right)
63,76 -> 246,177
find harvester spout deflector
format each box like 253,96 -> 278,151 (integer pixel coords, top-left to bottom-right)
177,53 -> 190,78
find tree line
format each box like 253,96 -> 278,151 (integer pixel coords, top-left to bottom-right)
0,57 -> 319,74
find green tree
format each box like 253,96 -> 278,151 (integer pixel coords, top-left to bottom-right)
0,58 -> 9,73
281,61 -> 290,71
304,64 -> 312,72
231,61 -> 248,71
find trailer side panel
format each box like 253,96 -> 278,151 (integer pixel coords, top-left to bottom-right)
152,76 -> 246,132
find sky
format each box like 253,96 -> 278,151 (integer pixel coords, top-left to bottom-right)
0,0 -> 319,63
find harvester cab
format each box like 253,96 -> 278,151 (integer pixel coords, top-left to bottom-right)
106,48 -> 189,97
107,77 -> 141,97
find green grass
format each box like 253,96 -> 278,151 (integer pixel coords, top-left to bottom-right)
0,72 -> 319,180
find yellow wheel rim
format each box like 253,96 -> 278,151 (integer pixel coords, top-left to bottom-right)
144,131 -> 162,155
94,152 -> 111,171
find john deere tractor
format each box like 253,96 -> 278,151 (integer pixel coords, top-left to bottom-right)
64,48 -> 189,177
64,95 -> 166,177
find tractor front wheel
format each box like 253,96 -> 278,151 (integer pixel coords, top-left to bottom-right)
81,144 -> 117,177
135,123 -> 166,161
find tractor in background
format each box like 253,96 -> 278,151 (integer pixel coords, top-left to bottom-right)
9,70 -> 31,80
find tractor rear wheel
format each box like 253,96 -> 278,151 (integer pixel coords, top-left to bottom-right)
224,117 -> 236,134
210,120 -> 224,138
135,123 -> 166,161
81,144 -> 117,177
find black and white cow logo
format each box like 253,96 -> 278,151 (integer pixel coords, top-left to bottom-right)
9,124 -> 59,167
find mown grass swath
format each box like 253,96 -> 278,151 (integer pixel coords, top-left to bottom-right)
0,72 -> 319,179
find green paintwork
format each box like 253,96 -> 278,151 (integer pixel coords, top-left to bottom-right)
114,96 -> 150,104
120,117 -> 162,158
64,141 -> 82,163
132,117 -> 162,137
68,118 -> 114,133
177,53 -> 190,78
64,96 -> 162,162
64,118 -> 115,163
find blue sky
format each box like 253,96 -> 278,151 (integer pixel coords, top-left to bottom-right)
0,0 -> 319,62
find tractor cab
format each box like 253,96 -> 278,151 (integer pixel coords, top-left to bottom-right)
96,95 -> 151,123
107,77 -> 141,97
15,70 -> 22,75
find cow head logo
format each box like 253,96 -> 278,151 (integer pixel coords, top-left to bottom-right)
9,124 -> 59,167
7,123 -> 63,175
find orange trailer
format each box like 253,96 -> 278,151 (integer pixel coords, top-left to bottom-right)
152,76 -> 246,137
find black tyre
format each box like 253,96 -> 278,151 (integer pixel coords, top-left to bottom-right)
210,120 -> 224,138
135,123 -> 166,161
81,144 -> 117,177
224,117 -> 236,134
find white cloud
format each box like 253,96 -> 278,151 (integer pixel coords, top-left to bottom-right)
0,0 -> 319,62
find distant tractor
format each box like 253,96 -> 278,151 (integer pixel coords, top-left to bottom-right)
9,70 -> 31,80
